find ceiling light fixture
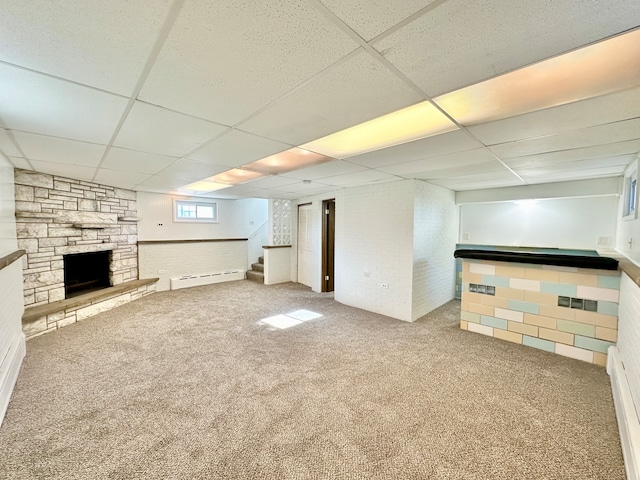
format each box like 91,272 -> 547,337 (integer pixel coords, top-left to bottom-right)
434,29 -> 640,125
209,168 -> 266,185
180,180 -> 232,193
300,101 -> 458,159
242,147 -> 334,175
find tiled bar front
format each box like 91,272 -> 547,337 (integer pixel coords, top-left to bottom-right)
460,259 -> 620,366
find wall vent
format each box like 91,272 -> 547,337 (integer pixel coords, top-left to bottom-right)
170,270 -> 245,290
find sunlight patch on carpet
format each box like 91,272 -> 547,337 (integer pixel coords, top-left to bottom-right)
258,310 -> 323,329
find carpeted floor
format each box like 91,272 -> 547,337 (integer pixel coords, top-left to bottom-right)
0,281 -> 625,479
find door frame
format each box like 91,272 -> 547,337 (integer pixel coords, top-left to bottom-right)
321,199 -> 335,292
297,202 -> 312,287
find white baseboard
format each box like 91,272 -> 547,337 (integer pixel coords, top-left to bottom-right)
607,345 -> 640,480
0,333 -> 26,427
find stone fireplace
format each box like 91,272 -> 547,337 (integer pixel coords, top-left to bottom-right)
14,169 -> 156,337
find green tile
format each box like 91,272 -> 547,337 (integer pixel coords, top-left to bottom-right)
574,335 -> 615,354
523,335 -> 555,353
481,315 -> 508,330
508,299 -> 540,315
557,319 -> 595,337
481,275 -> 510,287
598,275 -> 621,289
540,282 -> 577,297
461,311 -> 480,324
597,301 -> 619,316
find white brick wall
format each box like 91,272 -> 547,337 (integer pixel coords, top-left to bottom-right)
412,181 -> 458,320
138,241 -> 248,291
264,247 -> 291,285
618,272 -> 640,413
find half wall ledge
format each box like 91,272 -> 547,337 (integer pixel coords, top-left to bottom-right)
22,278 -> 159,339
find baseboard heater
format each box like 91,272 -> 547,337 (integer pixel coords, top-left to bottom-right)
170,270 -> 245,290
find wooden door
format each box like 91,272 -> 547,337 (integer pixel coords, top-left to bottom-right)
322,199 -> 335,292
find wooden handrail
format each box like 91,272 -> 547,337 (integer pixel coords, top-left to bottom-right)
0,249 -> 25,272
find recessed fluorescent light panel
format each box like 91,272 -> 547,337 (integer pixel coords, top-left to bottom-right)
180,180 -> 231,193
242,147 -> 334,175
209,168 -> 266,185
434,29 -> 640,125
301,101 -> 458,158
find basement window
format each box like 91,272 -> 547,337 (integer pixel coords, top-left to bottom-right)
623,161 -> 638,220
174,199 -> 218,223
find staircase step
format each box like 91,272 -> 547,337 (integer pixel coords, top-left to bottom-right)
258,256 -> 264,264
251,263 -> 264,272
246,270 -> 264,284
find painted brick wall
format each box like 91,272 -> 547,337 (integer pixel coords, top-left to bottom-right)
412,181 -> 458,320
617,272 -> 640,412
335,180 -> 415,321
138,241 -> 247,291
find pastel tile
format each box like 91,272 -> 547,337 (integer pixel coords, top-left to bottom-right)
509,278 -> 540,292
524,290 -> 558,306
494,308 -> 523,323
524,314 -> 556,329
556,319 -> 595,337
555,343 -> 594,363
539,328 -> 574,346
494,328 -> 523,344
525,268 -> 560,282
481,315 -> 508,330
558,272 -> 598,287
480,295 -> 509,308
597,275 -> 621,289
460,320 -> 468,330
461,310 -> 481,324
543,265 -> 577,273
592,352 -> 608,367
495,287 -> 525,301
574,335 -> 615,354
574,310 -> 618,329
508,321 -> 538,337
508,299 -> 540,315
597,301 -> 619,316
462,291 -> 484,304
481,275 -> 510,287
469,303 -> 494,316
540,282 -> 577,297
469,263 -> 496,275
523,335 -> 555,353
463,272 -> 483,284
540,304 -> 576,321
576,286 -> 620,303
595,326 -> 618,342
468,322 -> 494,337
495,265 -> 526,278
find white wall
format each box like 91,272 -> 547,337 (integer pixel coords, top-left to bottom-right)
0,154 -> 26,426
460,196 -> 618,249
618,273 -> 640,415
616,159 -> 640,263
412,181 -> 459,321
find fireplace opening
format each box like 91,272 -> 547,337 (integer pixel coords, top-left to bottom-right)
63,251 -> 112,298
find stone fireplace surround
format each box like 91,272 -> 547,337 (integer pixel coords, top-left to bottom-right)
14,169 -> 156,338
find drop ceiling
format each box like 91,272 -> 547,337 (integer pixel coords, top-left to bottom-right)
0,0 -> 639,199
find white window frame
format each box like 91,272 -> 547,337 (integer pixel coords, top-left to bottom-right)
622,160 -> 638,221
174,199 -> 218,223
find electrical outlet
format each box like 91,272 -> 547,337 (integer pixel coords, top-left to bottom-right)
381,283 -> 389,288
157,223 -> 163,227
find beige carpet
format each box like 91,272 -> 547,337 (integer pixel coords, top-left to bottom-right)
0,281 -> 624,479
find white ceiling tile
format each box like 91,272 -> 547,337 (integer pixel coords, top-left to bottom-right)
28,160 -> 96,181
375,0 -> 640,97
503,141 -> 640,169
189,130 -> 291,167
240,49 -> 423,145
140,0 -> 360,125
243,176 -> 299,189
280,160 -> 366,181
489,118 -> 640,159
93,169 -> 152,190
514,156 -> 634,177
519,167 -> 627,184
8,156 -> 32,170
114,102 -> 228,157
347,130 -> 482,168
272,181 -> 332,193
319,0 -> 439,41
158,159 -> 231,182
380,148 -> 498,175
138,175 -> 190,191
468,87 -> 640,145
0,129 -> 21,156
0,64 -> 128,144
101,147 -> 179,175
313,169 -> 397,186
12,131 -> 106,166
428,170 -> 524,191
0,1 -> 171,95
414,161 -> 508,180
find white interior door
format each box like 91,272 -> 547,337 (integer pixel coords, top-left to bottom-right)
297,204 -> 312,287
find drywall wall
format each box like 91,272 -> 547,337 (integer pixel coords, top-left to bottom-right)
412,181 -> 459,321
459,196 -> 618,249
0,154 -> 26,426
617,273 -> 640,414
616,159 -> 640,263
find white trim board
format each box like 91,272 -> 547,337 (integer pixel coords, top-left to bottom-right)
608,345 -> 640,480
0,333 -> 26,427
